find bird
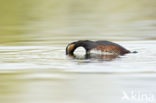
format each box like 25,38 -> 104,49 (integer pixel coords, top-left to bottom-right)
66,40 -> 132,56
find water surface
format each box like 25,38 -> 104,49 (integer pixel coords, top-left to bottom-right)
0,0 -> 156,103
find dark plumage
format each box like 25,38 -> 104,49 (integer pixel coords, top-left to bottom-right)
66,40 -> 131,56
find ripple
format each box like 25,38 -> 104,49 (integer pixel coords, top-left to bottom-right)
0,41 -> 155,74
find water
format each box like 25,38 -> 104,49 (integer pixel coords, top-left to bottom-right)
0,0 -> 156,103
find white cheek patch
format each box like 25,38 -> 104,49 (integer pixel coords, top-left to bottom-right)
89,49 -> 116,55
74,47 -> 86,55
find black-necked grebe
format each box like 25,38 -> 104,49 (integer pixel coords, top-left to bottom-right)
66,40 -> 131,56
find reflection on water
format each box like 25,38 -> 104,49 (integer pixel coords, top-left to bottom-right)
67,53 -> 119,61
1,71 -> 156,103
0,0 -> 156,103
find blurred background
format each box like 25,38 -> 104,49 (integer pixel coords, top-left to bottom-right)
0,0 -> 156,103
0,0 -> 156,45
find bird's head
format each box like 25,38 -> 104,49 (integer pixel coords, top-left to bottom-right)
66,42 -> 76,55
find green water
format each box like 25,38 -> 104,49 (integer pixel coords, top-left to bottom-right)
0,0 -> 156,103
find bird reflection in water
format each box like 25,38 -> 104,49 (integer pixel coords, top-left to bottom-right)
67,53 -> 119,61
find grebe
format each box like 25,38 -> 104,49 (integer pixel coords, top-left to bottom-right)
66,40 -> 131,56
